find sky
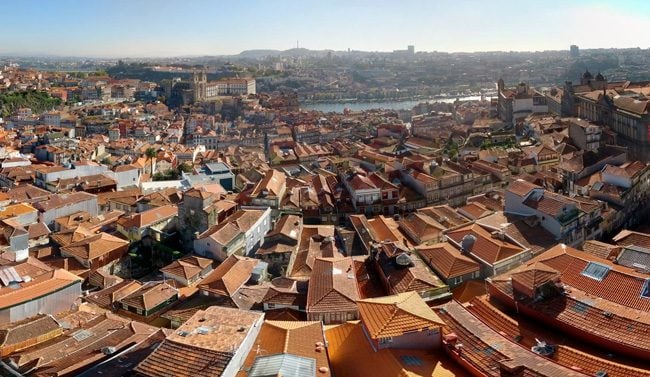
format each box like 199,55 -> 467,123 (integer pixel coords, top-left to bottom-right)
1,0 -> 650,57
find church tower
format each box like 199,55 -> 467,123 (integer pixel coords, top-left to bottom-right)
192,70 -> 207,102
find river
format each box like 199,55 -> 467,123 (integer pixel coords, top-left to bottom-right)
300,95 -> 492,113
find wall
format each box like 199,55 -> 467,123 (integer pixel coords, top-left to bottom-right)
1,282 -> 81,324
374,327 -> 441,350
244,208 -> 272,256
219,313 -> 264,377
40,197 -> 98,226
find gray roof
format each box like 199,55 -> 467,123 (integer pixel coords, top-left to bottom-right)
248,353 -> 316,377
205,162 -> 231,174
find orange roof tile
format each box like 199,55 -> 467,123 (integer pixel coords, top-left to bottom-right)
60,231 -> 129,262
118,281 -> 178,311
0,268 -> 82,311
199,255 -> 259,297
325,321 -> 463,377
236,321 -> 331,377
506,179 -> 542,197
417,242 -> 480,279
306,257 -> 359,313
445,223 -> 524,265
160,256 -> 212,280
357,292 -> 444,339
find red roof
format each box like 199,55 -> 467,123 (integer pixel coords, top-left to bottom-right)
417,242 -> 480,279
445,224 -> 525,265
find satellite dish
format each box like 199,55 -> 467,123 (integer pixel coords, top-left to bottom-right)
396,253 -> 412,267
461,234 -> 477,253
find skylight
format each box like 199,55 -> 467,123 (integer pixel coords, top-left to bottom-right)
642,279 -> 650,299
581,262 -> 610,281
400,355 -> 423,366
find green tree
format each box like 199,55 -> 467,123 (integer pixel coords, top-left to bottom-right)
145,147 -> 157,175
177,162 -> 192,176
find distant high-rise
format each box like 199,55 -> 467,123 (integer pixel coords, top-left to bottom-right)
407,45 -> 415,55
570,45 -> 579,58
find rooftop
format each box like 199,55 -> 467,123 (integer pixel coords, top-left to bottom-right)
357,292 -> 444,339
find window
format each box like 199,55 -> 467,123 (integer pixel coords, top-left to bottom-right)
642,279 -> 650,298
581,262 -> 610,281
379,337 -> 393,345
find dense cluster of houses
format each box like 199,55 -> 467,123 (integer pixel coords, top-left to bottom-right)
0,67 -> 649,376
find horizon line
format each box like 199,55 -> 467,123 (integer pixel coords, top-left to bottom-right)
0,45 -> 647,60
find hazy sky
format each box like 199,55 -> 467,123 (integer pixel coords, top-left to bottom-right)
1,0 -> 649,57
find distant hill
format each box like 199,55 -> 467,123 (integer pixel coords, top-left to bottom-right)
237,48 -> 336,59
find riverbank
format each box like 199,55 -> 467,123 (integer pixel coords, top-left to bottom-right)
300,94 -> 494,112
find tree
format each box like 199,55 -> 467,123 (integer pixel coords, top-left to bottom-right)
145,147 -> 157,175
177,162 -> 192,176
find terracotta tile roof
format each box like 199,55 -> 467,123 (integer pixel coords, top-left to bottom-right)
134,338 -> 233,377
476,212 -> 555,255
87,268 -> 122,289
491,275 -> 650,361
9,312 -> 158,376
160,256 -> 212,281
510,262 -> 560,297
458,202 -> 492,220
250,168 -> 286,198
118,281 -> 178,311
263,307 -> 306,321
506,179 -> 542,197
357,292 -> 444,339
416,205 -> 471,229
581,240 -> 621,260
84,279 -> 141,309
612,229 -> 650,249
236,321 -> 331,377
466,296 -> 650,377
451,280 -> 487,303
230,284 -> 269,310
289,225 -> 342,279
50,226 -> 96,247
4,184 -> 49,203
199,255 -> 259,297
0,268 -> 82,311
435,300 -> 584,377
306,257 -> 360,314
264,214 -> 302,240
26,222 -> 50,239
198,209 -> 267,245
505,244 -> 650,312
75,329 -> 169,377
445,223 -> 524,265
165,306 -> 263,352
398,213 -> 445,244
347,173 -> 378,191
32,192 -> 97,212
522,191 -> 573,217
376,249 -> 446,295
61,231 -> 129,262
116,204 -> 178,229
41,256 -> 90,278
0,314 -> 61,352
325,321 -> 463,377
368,216 -> 411,247
417,242 -> 480,279
261,278 -> 306,308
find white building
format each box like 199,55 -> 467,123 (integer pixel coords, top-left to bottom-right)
194,207 -> 272,261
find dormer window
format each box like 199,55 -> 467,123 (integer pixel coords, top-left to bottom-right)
642,279 -> 650,299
